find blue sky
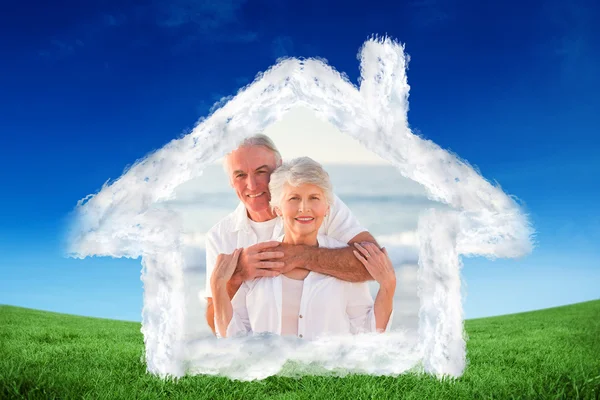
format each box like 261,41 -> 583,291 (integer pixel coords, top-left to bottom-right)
1,0 -> 599,322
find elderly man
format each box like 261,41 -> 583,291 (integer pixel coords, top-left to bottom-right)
205,134 -> 378,334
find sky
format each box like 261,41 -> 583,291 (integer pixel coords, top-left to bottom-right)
1,0 -> 599,323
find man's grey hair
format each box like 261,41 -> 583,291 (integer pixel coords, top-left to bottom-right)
269,157 -> 334,210
223,134 -> 282,174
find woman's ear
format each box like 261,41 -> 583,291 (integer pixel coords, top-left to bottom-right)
325,205 -> 330,217
273,206 -> 282,217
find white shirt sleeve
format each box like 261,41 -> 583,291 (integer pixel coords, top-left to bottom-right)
225,282 -> 252,337
204,229 -> 219,299
345,282 -> 394,334
323,194 -> 367,244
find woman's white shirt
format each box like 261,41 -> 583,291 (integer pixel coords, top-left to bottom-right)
226,234 -> 393,340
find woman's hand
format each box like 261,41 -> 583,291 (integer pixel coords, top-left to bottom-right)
352,242 -> 396,291
210,248 -> 243,288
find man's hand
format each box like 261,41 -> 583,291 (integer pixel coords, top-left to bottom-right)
265,232 -> 378,282
269,242 -> 310,274
235,241 -> 285,281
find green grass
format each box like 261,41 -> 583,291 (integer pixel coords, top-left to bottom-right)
1,300 -> 599,399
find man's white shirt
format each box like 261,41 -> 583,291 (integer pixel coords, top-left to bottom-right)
204,194 -> 366,298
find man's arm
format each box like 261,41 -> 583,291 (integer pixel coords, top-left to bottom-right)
276,231 -> 379,283
285,193 -> 377,282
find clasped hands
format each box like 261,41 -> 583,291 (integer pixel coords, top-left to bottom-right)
211,241 -> 395,290
211,241 -> 295,288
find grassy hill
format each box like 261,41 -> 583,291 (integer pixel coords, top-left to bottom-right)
1,300 -> 599,399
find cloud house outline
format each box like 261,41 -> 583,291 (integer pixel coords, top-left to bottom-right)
68,36 -> 534,380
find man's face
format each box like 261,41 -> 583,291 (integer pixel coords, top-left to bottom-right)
226,145 -> 280,220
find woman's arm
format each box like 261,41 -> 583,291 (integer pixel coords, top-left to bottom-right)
373,283 -> 395,332
353,242 -> 396,331
209,249 -> 242,337
211,280 -> 233,337
205,277 -> 242,335
346,281 -> 394,333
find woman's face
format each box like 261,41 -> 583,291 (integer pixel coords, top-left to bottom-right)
276,183 -> 330,240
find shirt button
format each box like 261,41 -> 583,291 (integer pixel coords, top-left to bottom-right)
299,334 -> 303,338
299,315 -> 303,318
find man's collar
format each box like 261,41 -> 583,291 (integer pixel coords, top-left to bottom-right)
232,202 -> 251,233
232,202 -> 283,235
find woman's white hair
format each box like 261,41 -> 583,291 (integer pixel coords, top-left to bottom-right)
269,157 -> 334,210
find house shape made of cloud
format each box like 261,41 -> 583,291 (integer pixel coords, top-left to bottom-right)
68,37 -> 534,379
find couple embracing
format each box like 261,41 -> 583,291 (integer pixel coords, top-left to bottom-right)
205,134 -> 396,339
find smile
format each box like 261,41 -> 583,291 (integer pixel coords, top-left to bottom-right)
295,217 -> 314,222
247,192 -> 264,198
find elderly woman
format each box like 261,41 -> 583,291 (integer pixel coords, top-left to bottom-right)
211,157 -> 396,339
